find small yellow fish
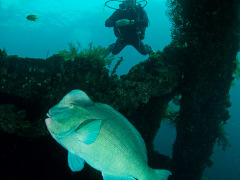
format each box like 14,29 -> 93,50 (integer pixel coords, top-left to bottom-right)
26,15 -> 37,21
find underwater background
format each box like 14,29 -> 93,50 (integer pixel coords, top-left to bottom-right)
0,0 -> 239,179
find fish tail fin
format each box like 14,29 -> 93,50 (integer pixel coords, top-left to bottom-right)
153,169 -> 172,180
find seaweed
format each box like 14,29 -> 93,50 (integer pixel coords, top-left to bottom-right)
111,56 -> 123,75
0,48 -> 7,59
233,56 -> 240,80
216,122 -> 231,151
57,41 -> 114,67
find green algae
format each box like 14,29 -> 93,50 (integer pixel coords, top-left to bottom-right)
57,41 -> 114,66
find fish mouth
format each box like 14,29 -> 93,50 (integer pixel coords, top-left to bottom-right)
45,117 -> 51,125
45,112 -> 51,125
47,112 -> 51,118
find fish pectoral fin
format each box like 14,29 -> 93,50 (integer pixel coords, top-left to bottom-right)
68,151 -> 85,172
102,173 -> 135,180
76,119 -> 102,145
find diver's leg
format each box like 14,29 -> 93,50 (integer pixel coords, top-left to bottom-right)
108,39 -> 126,55
132,39 -> 153,55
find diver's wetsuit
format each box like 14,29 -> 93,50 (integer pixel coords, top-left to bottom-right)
105,5 -> 152,55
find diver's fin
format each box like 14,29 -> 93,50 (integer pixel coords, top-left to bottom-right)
68,152 -> 85,172
102,173 -> 134,180
153,169 -> 172,180
76,119 -> 102,145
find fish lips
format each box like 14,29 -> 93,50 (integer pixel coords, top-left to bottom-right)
45,112 -> 52,128
44,111 -> 78,138
45,117 -> 51,126
45,111 -> 59,126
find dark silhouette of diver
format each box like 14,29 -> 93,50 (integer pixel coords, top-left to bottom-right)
105,0 -> 153,55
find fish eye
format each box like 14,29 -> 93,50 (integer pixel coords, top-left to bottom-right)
69,103 -> 75,108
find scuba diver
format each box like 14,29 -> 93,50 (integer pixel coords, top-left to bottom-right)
105,0 -> 153,55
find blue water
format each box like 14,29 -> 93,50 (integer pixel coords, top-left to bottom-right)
0,0 -> 239,179
0,0 -> 171,74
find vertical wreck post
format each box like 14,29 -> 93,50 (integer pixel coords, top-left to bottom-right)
167,0 -> 240,179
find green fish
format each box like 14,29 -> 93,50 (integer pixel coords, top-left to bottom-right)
45,89 -> 172,180
26,15 -> 37,21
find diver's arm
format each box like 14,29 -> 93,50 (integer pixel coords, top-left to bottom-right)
135,9 -> 149,28
105,10 -> 120,27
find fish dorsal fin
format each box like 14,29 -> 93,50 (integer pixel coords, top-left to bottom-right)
76,119 -> 102,145
96,103 -> 148,163
68,152 -> 85,172
102,173 -> 135,180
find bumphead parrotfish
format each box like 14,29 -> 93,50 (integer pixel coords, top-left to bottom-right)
45,89 -> 172,180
